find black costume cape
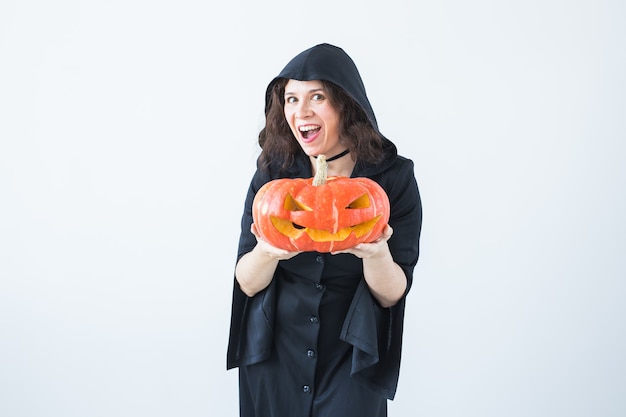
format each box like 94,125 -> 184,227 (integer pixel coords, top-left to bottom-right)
227,43 -> 422,401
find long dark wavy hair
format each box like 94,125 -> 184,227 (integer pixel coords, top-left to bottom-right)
258,78 -> 386,172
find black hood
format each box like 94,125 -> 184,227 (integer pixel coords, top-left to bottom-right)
263,43 -> 399,178
265,43 -> 379,133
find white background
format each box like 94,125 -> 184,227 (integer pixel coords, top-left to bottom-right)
1,1 -> 625,416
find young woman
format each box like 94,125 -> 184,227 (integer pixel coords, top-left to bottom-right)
227,43 -> 422,417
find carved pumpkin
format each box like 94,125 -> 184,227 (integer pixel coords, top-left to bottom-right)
252,155 -> 390,252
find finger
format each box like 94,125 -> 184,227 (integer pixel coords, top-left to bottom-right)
250,223 -> 261,239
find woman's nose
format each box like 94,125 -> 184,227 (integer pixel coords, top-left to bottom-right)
295,101 -> 312,118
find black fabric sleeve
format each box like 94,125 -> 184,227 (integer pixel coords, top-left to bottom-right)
339,156 -> 422,399
385,157 -> 422,293
227,168 -> 275,369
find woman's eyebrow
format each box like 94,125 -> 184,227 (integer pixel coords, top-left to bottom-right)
284,88 -> 325,96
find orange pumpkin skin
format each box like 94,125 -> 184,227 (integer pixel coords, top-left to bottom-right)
252,176 -> 390,252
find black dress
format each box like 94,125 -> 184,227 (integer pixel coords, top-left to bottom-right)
228,149 -> 422,417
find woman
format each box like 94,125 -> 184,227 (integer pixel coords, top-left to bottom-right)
227,43 -> 422,417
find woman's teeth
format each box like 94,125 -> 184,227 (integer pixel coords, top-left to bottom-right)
299,125 -> 320,139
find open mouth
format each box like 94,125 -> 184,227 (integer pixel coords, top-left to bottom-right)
299,125 -> 321,139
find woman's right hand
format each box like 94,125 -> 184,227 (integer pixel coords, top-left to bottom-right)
235,224 -> 300,297
251,223 -> 301,261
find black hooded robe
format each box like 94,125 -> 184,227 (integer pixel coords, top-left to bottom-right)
227,44 -> 422,417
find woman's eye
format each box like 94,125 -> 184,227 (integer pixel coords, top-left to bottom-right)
312,94 -> 325,101
285,96 -> 297,104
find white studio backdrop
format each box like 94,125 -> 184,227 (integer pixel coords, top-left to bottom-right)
1,1 -> 624,416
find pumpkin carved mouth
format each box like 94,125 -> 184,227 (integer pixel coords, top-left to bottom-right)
270,214 -> 384,242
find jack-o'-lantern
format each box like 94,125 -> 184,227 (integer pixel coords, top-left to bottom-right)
252,155 -> 390,252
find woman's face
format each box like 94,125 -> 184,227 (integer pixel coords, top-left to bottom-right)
283,79 -> 344,158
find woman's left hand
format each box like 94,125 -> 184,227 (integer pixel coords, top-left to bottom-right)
333,225 -> 405,307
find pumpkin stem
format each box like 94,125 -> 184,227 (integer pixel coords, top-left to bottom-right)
313,155 -> 328,186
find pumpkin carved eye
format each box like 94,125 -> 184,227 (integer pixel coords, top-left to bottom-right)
284,194 -> 310,229
346,194 -> 370,209
284,194 -> 312,211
